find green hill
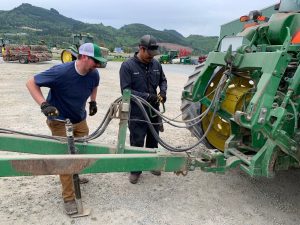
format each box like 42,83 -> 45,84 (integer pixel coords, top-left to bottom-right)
0,3 -> 218,54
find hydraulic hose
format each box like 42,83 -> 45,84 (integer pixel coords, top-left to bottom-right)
0,97 -> 123,143
0,72 -> 228,153
131,95 -> 212,128
130,73 -> 228,152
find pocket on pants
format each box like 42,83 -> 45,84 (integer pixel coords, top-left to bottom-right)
46,119 -> 66,137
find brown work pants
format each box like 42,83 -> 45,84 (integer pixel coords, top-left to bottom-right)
46,119 -> 89,202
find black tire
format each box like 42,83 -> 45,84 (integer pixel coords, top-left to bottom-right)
180,64 -> 214,149
19,56 -> 28,64
181,63 -> 227,149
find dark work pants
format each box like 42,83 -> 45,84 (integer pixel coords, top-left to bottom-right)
129,115 -> 159,175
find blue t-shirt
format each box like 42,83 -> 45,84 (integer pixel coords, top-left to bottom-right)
34,61 -> 100,123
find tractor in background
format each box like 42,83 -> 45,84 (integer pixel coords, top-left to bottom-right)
178,48 -> 193,64
179,56 -> 191,65
159,50 -> 178,64
61,34 -> 109,68
159,48 -> 194,65
181,0 -> 300,177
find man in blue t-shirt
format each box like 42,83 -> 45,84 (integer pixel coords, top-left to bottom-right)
26,43 -> 107,215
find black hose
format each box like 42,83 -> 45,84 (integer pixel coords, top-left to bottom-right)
130,96 -> 211,128
0,75 -> 227,153
0,97 -> 123,143
130,73 -> 227,152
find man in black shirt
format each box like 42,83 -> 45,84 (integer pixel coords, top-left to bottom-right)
119,34 -> 168,184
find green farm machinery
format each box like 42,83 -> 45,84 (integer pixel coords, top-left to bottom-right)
61,33 -> 109,68
1,0 -> 300,216
181,0 -> 300,177
159,50 -> 179,64
179,56 -> 192,65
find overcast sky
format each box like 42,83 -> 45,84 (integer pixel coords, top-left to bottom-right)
2,1 -> 277,37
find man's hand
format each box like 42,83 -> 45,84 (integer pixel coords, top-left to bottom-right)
89,101 -> 97,116
147,94 -> 159,104
40,102 -> 59,117
158,91 -> 167,103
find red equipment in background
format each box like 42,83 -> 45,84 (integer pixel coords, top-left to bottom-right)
2,44 -> 52,64
198,55 -> 207,64
178,48 -> 191,57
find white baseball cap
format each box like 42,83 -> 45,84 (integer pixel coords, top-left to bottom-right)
78,43 -> 107,63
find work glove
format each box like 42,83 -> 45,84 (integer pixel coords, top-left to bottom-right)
89,101 -> 97,116
147,94 -> 159,104
158,91 -> 167,103
40,102 -> 59,117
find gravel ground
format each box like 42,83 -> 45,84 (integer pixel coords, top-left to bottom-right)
0,60 -> 299,225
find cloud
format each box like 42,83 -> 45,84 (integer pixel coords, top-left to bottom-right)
2,0 -> 276,36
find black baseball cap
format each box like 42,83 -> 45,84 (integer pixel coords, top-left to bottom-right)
139,34 -> 160,56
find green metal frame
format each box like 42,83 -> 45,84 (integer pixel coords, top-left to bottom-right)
1,11 -> 300,180
182,12 -> 300,177
159,50 -> 178,64
0,90 -> 196,177
0,136 -> 190,176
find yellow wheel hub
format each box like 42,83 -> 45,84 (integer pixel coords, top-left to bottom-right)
201,71 -> 253,151
61,50 -> 73,63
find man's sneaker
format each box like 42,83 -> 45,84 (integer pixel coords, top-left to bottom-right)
129,173 -> 140,184
64,200 -> 78,215
150,171 -> 161,176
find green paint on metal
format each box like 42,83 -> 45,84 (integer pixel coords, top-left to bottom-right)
181,8 -> 300,177
3,9 -> 300,179
0,153 -> 189,177
117,89 -> 130,153
0,134 -> 158,155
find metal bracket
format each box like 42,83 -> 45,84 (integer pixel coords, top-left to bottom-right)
258,107 -> 267,124
65,120 -> 91,217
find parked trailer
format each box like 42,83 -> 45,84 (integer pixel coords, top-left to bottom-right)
2,44 -> 52,64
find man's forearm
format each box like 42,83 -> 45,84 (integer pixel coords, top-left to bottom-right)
90,87 -> 98,101
26,78 -> 45,105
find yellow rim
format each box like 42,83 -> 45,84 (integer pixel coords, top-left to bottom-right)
201,71 -> 253,151
61,50 -> 73,63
